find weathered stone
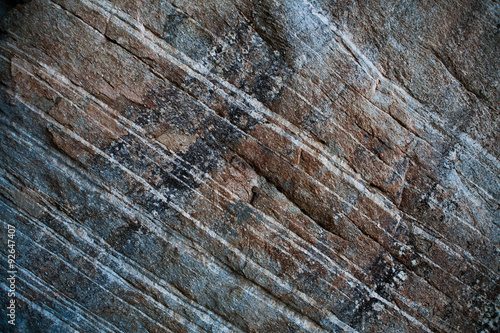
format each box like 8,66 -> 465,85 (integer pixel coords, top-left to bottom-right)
0,0 -> 498,332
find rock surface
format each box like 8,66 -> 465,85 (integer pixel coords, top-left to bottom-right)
0,0 -> 499,332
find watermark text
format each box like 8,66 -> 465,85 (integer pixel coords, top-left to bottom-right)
6,224 -> 16,326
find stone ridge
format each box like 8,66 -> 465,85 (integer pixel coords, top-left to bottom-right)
0,0 -> 498,332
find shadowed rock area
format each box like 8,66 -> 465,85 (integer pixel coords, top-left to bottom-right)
0,0 -> 498,332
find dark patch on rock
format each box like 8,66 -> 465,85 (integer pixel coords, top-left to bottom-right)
226,105 -> 258,131
204,115 -> 246,147
160,4 -> 291,105
104,133 -> 221,202
247,0 -> 294,66
367,255 -> 398,300
162,12 -> 188,43
413,261 -> 434,280
251,73 -> 276,104
121,83 -> 209,137
161,7 -> 214,61
349,297 -> 380,329
0,0 -> 30,19
176,136 -> 220,175
109,218 -> 150,254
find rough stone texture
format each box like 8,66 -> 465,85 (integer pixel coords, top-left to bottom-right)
0,0 -> 498,332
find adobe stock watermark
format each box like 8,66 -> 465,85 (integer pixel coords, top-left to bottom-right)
6,224 -> 17,326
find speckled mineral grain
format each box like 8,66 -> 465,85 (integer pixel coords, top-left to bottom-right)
0,0 -> 499,332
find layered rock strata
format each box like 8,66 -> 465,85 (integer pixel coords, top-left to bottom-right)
0,0 -> 498,332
